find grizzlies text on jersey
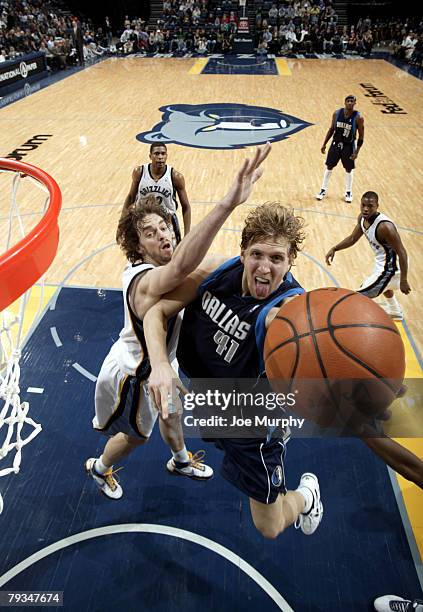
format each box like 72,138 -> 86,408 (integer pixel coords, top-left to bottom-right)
137,163 -> 177,213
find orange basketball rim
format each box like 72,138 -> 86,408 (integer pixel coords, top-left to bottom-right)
0,159 -> 62,311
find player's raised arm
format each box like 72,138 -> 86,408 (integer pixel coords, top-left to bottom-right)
140,143 -> 271,298
144,265 -> 216,418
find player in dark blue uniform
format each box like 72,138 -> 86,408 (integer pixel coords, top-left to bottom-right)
316,95 -> 364,204
144,203 -> 324,539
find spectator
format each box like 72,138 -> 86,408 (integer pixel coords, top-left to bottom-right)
323,28 -> 333,53
410,33 -> 423,66
403,31 -> 417,60
104,16 -> 112,47
362,30 -> 373,56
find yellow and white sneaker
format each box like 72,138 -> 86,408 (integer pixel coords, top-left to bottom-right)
85,458 -> 123,500
167,450 -> 213,480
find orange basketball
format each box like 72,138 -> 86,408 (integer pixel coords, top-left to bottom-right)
264,288 -> 405,429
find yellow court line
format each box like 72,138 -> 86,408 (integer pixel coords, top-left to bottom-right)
275,58 -> 292,76
188,58 -> 209,74
392,321 -> 423,560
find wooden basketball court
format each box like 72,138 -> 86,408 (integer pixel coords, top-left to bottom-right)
0,55 -> 422,608
1,57 -> 421,330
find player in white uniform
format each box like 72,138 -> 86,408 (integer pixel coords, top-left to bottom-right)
325,191 -> 411,320
123,143 -> 191,242
85,144 -> 271,499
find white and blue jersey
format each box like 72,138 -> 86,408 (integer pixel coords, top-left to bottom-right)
93,262 -> 182,439
358,212 -> 401,298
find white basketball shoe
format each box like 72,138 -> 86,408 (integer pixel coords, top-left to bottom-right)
295,472 -> 323,535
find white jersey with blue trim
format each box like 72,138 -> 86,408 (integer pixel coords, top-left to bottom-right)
361,213 -> 399,275
137,164 -> 177,214
113,262 -> 182,376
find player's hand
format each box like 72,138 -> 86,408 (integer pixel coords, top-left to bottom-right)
325,247 -> 336,265
350,152 -> 358,160
400,278 -> 411,294
148,362 -> 188,420
221,143 -> 271,209
320,145 -> 326,154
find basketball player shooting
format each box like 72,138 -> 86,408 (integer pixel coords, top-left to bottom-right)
144,203 -> 325,540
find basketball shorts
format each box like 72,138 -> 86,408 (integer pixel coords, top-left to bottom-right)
93,349 -> 158,439
326,141 -> 355,172
178,368 -> 287,504
358,269 -> 400,299
216,437 -> 287,505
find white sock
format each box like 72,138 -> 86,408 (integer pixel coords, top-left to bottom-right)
95,456 -> 111,475
322,169 -> 332,190
172,445 -> 190,465
345,170 -> 354,193
385,295 -> 400,309
296,485 -> 313,513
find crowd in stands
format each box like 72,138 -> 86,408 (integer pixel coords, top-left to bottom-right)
0,0 -> 422,70
116,1 -> 239,56
375,16 -> 423,66
0,0 -> 110,69
254,3 -> 422,62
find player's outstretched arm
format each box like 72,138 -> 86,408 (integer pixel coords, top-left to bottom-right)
362,436 -> 423,489
325,221 -> 363,265
145,143 -> 271,298
144,267 -> 212,419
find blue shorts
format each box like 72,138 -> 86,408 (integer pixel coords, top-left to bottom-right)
326,140 -> 355,172
178,369 -> 287,505
215,437 -> 287,505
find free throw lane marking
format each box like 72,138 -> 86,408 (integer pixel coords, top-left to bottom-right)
188,58 -> 209,74
276,59 -> 292,75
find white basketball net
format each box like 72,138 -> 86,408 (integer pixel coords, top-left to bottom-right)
0,169 -> 50,514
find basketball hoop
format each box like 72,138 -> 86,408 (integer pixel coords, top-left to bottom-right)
0,158 -> 61,514
0,159 -> 61,311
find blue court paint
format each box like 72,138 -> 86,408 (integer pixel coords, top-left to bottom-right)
202,56 -> 278,75
0,287 -> 421,611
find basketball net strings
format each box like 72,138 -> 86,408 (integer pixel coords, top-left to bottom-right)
0,171 -> 49,514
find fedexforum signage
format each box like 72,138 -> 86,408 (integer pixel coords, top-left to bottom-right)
360,83 -> 407,114
6,135 -> 53,161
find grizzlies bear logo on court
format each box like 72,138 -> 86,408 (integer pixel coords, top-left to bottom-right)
137,103 -> 312,150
